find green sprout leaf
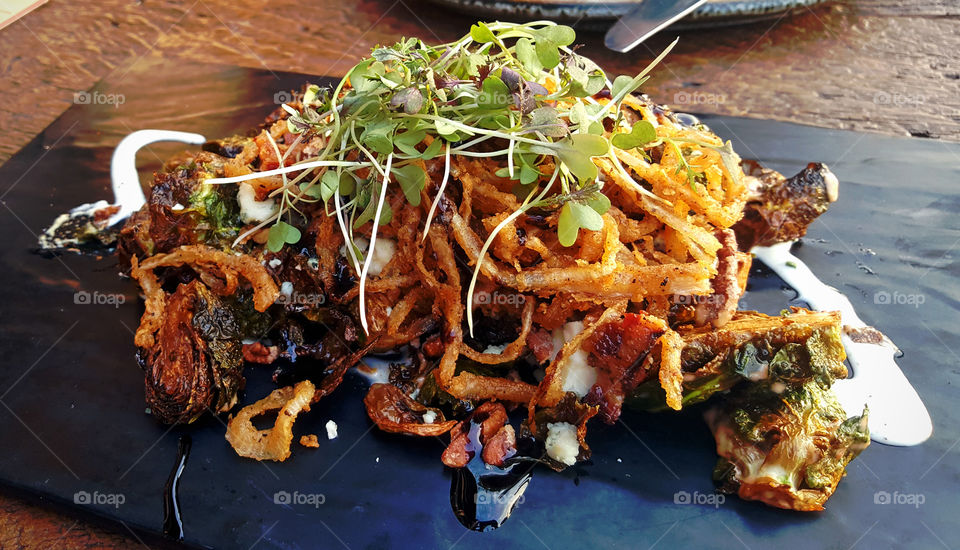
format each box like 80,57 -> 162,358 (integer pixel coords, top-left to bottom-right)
371,47 -> 404,63
470,22 -> 496,43
557,201 -> 604,247
520,163 -> 541,185
611,120 -> 658,150
390,87 -> 424,114
360,118 -> 396,154
354,185 -> 394,228
496,162 -> 542,185
585,189 -> 611,215
306,170 -> 341,201
554,134 -> 609,182
535,39 -> 561,70
536,25 -> 576,47
393,164 -> 427,206
420,138 -> 444,159
266,221 -> 301,252
526,106 -> 568,137
302,84 -> 322,106
351,60 -> 386,93
433,117 -> 462,141
515,37 -> 541,74
478,76 -> 511,109
394,129 -> 427,156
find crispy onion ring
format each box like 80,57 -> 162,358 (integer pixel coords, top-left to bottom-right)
225,379 -> 315,462
460,297 -> 535,365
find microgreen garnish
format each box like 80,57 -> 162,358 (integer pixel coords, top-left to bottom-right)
203,21 -> 690,334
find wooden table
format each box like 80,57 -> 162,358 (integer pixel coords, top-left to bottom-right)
0,0 -> 956,547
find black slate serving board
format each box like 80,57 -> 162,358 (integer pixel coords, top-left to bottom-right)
0,61 -> 958,549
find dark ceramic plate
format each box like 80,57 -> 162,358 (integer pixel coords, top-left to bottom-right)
420,0 -> 831,29
0,62 -> 958,549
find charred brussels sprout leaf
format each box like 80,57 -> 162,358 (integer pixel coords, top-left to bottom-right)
188,182 -> 241,241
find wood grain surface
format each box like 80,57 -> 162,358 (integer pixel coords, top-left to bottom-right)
0,0 -> 957,547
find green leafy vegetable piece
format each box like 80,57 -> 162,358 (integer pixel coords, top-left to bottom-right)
537,25 -> 576,46
526,106 -> 567,137
394,129 -> 427,156
610,74 -> 649,104
302,84 -> 322,106
478,76 -> 511,109
360,118 -> 396,154
420,138 -> 444,159
371,47 -> 404,63
312,170 -> 341,201
351,60 -> 386,93
520,163 -> 540,185
354,185 -> 393,228
390,87 -> 424,114
584,189 -> 611,215
554,134 -> 608,182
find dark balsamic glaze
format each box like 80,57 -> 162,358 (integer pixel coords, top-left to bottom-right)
162,434 -> 191,540
449,421 -> 535,531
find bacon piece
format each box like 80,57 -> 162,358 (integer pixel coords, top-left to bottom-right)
299,435 -> 320,448
364,383 -> 457,437
583,312 -> 666,423
442,427 -> 472,468
422,333 -> 445,358
526,328 -> 555,364
254,130 -> 281,171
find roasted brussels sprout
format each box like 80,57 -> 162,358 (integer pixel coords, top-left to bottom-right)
139,281 -> 269,424
733,161 -> 839,250
707,380 -> 869,511
626,309 -> 845,412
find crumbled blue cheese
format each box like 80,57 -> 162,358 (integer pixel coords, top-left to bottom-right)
340,237 -> 396,277
422,410 -> 437,424
545,422 -> 579,466
278,281 -> 294,302
237,182 -> 278,223
268,258 -> 282,269
562,348 -> 596,397
325,420 -> 338,440
551,321 -> 597,397
483,343 -> 508,355
367,238 -> 395,276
